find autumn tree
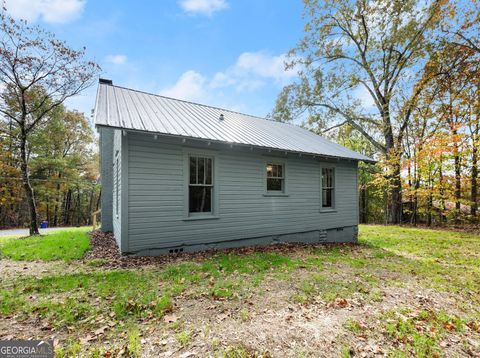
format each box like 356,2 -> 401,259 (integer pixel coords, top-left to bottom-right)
29,107 -> 95,226
442,0 -> 480,54
271,0 -> 446,223
0,9 -> 100,234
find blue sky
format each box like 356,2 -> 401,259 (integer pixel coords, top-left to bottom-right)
6,0 -> 306,119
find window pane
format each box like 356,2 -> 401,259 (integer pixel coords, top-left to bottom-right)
322,188 -> 332,207
189,186 -> 212,212
198,157 -> 205,184
189,157 -> 197,184
205,158 -> 212,185
267,178 -> 283,191
267,163 -> 284,178
322,168 -> 334,188
277,164 -> 282,178
266,164 -> 273,177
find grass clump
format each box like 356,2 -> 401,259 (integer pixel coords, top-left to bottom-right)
292,273 -> 373,304
127,328 -> 141,357
0,227 -> 91,262
176,330 -> 192,346
382,308 -> 465,357
343,318 -> 364,334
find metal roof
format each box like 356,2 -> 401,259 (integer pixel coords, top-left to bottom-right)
94,82 -> 374,162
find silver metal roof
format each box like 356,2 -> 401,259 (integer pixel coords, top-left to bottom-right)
94,83 -> 374,162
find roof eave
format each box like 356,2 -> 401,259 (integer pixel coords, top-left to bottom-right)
95,124 -> 376,163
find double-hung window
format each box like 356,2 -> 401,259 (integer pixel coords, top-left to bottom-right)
266,163 -> 284,192
189,156 -> 213,213
321,167 -> 335,208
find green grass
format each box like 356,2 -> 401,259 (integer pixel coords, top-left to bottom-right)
360,225 -> 480,267
358,225 -> 480,300
0,227 -> 91,261
0,225 -> 479,356
381,308 -> 465,357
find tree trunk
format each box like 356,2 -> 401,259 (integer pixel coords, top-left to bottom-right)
407,158 -> 414,225
95,190 -> 101,211
412,154 -> 420,226
19,131 -> 39,235
76,186 -> 82,226
439,156 -> 446,222
87,189 -> 94,225
64,190 -> 72,225
454,137 -> 461,223
471,123 -> 478,217
53,172 -> 62,226
359,185 -> 367,224
387,159 -> 402,224
427,189 -> 433,227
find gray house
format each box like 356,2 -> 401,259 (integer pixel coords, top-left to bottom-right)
94,79 -> 373,255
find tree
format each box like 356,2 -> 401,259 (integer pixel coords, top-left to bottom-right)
442,0 -> 480,54
0,8 -> 100,234
29,107 -> 95,226
271,0 -> 446,223
332,125 -> 382,223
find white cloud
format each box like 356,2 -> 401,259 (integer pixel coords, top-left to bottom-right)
179,0 -> 228,16
211,51 -> 297,91
235,52 -> 296,80
160,70 -> 208,102
105,55 -> 127,65
159,51 -> 298,106
5,0 -> 86,24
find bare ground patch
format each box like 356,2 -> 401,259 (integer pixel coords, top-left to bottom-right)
140,276 -> 479,357
1,227 -> 479,357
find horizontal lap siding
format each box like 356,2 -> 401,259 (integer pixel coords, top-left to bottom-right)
127,134 -> 358,251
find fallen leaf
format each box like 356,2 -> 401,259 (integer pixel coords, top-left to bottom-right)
163,314 -> 178,323
80,335 -> 95,344
179,352 -> 196,358
94,326 -> 108,336
443,322 -> 456,331
335,298 -> 348,308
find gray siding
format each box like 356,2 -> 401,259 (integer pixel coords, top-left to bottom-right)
124,133 -> 359,253
99,127 -> 113,232
112,129 -> 123,250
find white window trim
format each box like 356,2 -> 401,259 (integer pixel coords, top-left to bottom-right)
263,158 -> 289,197
182,148 -> 220,220
320,164 -> 337,212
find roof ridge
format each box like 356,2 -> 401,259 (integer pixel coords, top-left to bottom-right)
107,83 -> 281,123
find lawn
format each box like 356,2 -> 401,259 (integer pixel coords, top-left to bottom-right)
0,227 -> 91,261
0,225 -> 478,357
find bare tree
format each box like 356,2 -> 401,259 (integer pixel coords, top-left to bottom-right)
0,8 -> 100,234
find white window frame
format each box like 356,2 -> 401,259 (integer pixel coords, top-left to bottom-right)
263,158 -> 288,197
183,149 -> 219,220
320,165 -> 336,211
